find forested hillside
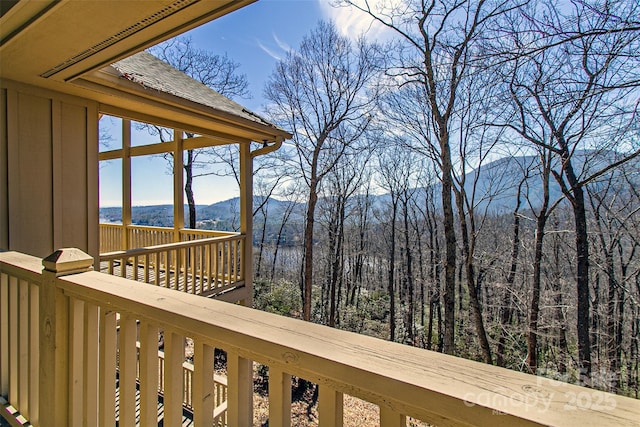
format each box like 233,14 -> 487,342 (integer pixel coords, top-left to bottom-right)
249,0 -> 640,398
106,0 -> 639,399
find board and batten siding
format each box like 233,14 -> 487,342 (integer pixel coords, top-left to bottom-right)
0,81 -> 99,262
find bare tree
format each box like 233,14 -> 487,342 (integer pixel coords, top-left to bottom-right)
151,36 -> 249,99
264,20 -> 380,321
494,0 -> 640,380
143,36 -> 250,228
340,0 -> 519,356
375,142 -> 417,341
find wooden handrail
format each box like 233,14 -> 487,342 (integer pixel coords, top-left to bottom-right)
99,232 -> 245,298
99,223 -> 240,254
62,269 -> 640,426
2,250 -> 640,427
100,235 -> 242,260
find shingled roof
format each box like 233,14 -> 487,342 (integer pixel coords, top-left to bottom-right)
111,50 -> 274,128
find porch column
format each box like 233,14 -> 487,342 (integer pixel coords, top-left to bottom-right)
173,129 -> 184,242
239,141 -> 253,306
122,119 -> 132,250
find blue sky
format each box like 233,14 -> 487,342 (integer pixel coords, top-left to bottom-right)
99,0 -> 385,208
188,0 -> 384,111
189,0 -> 325,112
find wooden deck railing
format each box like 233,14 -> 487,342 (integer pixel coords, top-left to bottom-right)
132,341 -> 228,425
2,249 -> 640,427
99,223 -> 236,253
100,226 -> 245,296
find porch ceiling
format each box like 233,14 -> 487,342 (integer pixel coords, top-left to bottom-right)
0,0 -> 255,83
0,0 -> 290,142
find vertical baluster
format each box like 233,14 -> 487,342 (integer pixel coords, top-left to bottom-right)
99,309 -> 117,427
234,238 -> 240,281
118,314 -> 137,427
159,348 -> 165,393
29,281 -> 39,425
18,279 -> 29,415
144,253 -> 150,283
68,297 -> 85,425
238,238 -> 243,281
8,276 -> 18,407
165,250 -> 171,289
190,246 -> 196,294
268,366 -> 292,427
193,341 -> 214,426
228,240 -> 234,283
204,244 -> 211,293
132,255 -> 138,281
83,302 -> 99,427
212,243 -> 218,290
214,242 -> 220,289
226,241 -> 231,285
154,252 -> 160,286
0,273 -> 8,398
183,367 -> 188,407
164,331 -> 184,426
119,256 -> 126,278
318,384 -> 343,427
227,349 -> 252,427
220,242 -> 226,286
139,323 -> 160,426
214,373 -> 228,426
176,248 -> 183,291
379,406 -> 406,427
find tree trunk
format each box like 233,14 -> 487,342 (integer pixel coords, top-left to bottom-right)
456,190 -> 492,365
402,196 -> 415,344
527,214 -> 547,373
440,131 -> 457,355
329,196 -> 346,327
497,188 -> 523,367
184,149 -> 196,229
302,178 -> 319,321
555,149 -> 591,382
573,187 -> 592,383
255,208 -> 268,278
388,200 -> 398,342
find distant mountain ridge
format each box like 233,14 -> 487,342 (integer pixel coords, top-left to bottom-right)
100,151 -> 639,228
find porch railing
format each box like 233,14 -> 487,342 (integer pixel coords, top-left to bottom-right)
2,249 -> 640,427
99,224 -> 244,297
99,223 -> 236,254
132,341 -> 228,426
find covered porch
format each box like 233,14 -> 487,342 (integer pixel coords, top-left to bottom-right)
96,111 -> 262,303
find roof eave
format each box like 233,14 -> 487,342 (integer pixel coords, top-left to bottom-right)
76,66 -> 291,143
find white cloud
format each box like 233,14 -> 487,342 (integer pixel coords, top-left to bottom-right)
317,0 -> 395,41
272,33 -> 291,53
257,39 -> 283,61
256,32 -> 294,62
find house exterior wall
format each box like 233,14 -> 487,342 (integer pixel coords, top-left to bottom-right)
0,80 -> 99,261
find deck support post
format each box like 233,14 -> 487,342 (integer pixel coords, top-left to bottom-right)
239,141 -> 253,306
39,248 -> 93,427
173,129 -> 185,243
122,119 -> 132,251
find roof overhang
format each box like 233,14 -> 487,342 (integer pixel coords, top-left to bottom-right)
0,0 -> 291,143
77,66 -> 291,143
1,0 -> 256,83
